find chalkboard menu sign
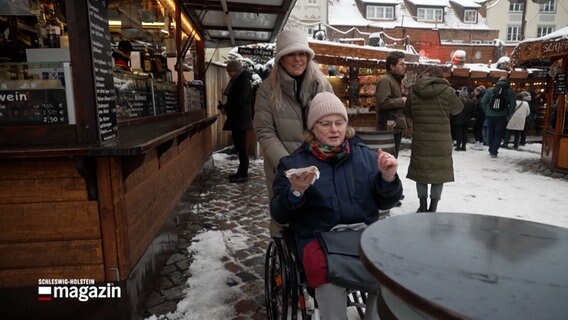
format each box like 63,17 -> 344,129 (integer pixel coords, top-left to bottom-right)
165,89 -> 178,114
153,82 -> 178,115
88,0 -> 118,143
555,73 -> 566,95
114,75 -> 156,119
0,89 -> 68,124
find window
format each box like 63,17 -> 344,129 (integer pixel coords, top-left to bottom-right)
509,3 -> 524,12
417,7 -> 443,22
464,9 -> 477,23
307,0 -> 317,5
540,0 -> 556,13
537,25 -> 555,37
471,40 -> 482,45
507,25 -> 521,41
366,6 -> 394,20
307,27 -> 314,37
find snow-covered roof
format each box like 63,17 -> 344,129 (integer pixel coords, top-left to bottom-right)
360,0 -> 399,4
329,0 -> 371,26
329,0 -> 490,30
516,26 -> 568,45
408,0 -> 447,6
450,0 -> 481,8
538,26 -> 568,41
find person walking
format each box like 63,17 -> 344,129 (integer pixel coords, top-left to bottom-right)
254,29 -> 333,235
503,91 -> 531,149
481,76 -> 516,158
404,66 -> 464,213
375,51 -> 408,158
218,60 -> 253,183
271,92 -> 403,320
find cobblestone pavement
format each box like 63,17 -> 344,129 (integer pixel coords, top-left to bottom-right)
142,141 -> 567,319
143,151 -> 271,320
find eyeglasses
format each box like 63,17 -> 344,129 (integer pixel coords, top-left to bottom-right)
316,120 -> 347,129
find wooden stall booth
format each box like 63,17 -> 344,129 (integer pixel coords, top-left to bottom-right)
0,1 -> 214,319
511,27 -> 568,173
308,39 -> 420,128
444,64 -> 547,135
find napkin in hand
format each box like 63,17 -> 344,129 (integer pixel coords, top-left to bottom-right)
284,166 -> 320,184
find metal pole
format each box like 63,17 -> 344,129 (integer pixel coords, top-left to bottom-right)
520,0 -> 528,41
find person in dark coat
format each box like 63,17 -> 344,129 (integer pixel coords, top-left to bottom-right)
480,76 -> 516,158
112,40 -> 132,71
453,87 -> 473,151
520,90 -> 538,145
218,60 -> 253,183
471,86 -> 486,148
272,92 -> 402,320
404,66 -> 464,213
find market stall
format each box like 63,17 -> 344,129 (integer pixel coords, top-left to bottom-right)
0,1 -> 214,318
511,26 -> 568,173
444,61 -> 547,134
308,39 -> 420,127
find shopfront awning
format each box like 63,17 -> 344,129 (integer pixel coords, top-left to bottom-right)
180,0 -> 297,48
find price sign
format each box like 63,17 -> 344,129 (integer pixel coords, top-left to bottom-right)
0,89 -> 68,124
88,0 -> 118,142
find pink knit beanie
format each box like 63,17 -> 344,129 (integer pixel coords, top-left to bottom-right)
307,92 -> 348,129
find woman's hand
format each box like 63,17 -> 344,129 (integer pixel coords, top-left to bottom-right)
289,171 -> 316,195
377,148 -> 398,182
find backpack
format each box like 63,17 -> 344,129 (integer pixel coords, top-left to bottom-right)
490,87 -> 508,111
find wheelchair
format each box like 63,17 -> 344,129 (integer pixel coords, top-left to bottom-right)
264,230 -> 368,320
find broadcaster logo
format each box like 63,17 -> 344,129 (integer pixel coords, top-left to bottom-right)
37,279 -> 121,302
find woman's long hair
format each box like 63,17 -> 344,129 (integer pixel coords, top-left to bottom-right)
265,59 -> 328,110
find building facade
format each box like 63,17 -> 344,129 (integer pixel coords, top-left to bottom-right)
285,0 -> 328,38
284,0 -> 566,63
484,0 -> 568,44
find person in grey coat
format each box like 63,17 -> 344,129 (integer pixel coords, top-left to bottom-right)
253,29 -> 333,235
404,66 -> 464,212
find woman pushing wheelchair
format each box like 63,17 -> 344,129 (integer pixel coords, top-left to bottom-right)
271,92 -> 403,319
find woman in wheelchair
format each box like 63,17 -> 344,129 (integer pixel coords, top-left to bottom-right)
270,92 -> 403,319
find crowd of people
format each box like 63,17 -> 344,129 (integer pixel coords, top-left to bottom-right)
217,28 -> 545,318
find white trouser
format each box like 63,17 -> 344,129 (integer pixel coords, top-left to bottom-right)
315,283 -> 379,320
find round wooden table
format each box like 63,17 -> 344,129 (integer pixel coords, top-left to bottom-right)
360,212 -> 568,320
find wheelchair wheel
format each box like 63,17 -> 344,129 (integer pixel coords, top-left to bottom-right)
265,237 -> 301,319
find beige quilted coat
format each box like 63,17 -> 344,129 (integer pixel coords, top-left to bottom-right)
254,70 -> 333,193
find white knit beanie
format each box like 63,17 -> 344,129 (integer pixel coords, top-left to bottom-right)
275,29 -> 315,63
307,92 -> 348,130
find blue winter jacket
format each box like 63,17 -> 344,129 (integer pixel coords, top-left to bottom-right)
271,137 -> 403,254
